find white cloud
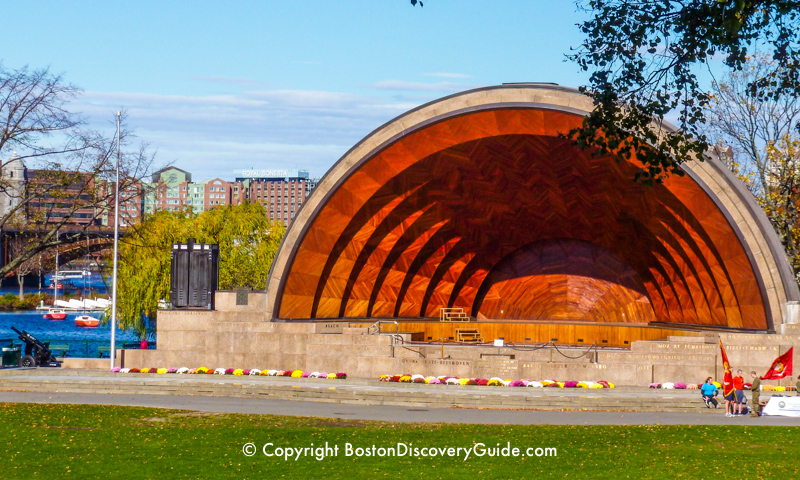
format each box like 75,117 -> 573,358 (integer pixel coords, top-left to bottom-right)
72,88 -> 418,180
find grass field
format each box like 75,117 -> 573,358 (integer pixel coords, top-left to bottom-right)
2,403 -> 798,479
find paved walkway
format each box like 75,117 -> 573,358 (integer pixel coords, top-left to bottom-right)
0,369 -> 798,425
1,391 -> 799,425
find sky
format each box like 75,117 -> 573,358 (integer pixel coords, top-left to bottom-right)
3,1 -> 593,181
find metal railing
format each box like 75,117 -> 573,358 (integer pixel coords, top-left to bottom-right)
0,338 -> 153,358
362,320 -> 399,335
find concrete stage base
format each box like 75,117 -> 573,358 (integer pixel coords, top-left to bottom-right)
109,292 -> 800,387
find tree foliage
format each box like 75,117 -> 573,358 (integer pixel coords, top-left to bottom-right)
0,64 -> 154,277
570,1 -> 800,184
703,55 -> 800,277
115,203 -> 285,333
705,55 -> 800,196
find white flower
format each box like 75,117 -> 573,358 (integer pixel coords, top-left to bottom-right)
249,369 -> 261,375
445,377 -> 460,385
120,368 -> 130,374
309,371 -> 321,378
527,381 -> 543,388
411,374 -> 425,381
662,382 -> 675,389
214,368 -> 226,375
267,369 -> 279,376
177,367 -> 189,374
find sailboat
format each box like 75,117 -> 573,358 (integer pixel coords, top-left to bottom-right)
43,308 -> 67,320
74,264 -> 99,327
43,235 -> 67,320
74,314 -> 100,327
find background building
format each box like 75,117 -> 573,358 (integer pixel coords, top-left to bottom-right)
143,167 -> 317,225
233,169 -> 316,225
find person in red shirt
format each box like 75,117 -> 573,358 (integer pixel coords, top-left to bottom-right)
732,370 -> 745,415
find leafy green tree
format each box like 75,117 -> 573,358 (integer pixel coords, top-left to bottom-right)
569,1 -> 800,184
115,203 -> 284,333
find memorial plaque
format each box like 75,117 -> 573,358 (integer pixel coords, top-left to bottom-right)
236,288 -> 250,306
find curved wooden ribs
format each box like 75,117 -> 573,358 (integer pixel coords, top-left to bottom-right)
279,109 -> 767,330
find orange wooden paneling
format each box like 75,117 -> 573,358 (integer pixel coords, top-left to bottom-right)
278,108 -> 768,331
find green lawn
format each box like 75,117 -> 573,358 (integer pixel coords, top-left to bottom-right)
1,403 -> 797,479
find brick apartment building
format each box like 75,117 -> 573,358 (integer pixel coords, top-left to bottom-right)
144,167 -> 317,225
1,156 -> 317,228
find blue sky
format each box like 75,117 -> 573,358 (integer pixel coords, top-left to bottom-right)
4,1 -> 592,180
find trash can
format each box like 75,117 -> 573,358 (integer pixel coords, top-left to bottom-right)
2,346 -> 21,367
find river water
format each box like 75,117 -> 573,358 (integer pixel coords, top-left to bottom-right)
0,310 -> 149,358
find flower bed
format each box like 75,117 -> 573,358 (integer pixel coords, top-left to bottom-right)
113,367 -> 348,379
376,374 -> 616,388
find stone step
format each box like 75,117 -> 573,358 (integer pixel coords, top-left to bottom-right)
0,375 -> 726,413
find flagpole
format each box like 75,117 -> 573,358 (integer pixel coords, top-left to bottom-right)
110,112 -> 121,370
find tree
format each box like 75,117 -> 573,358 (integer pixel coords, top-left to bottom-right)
7,236 -> 38,300
0,64 -> 154,279
569,1 -> 800,185
703,54 -> 800,277
705,55 -> 800,196
115,203 -> 285,334
759,136 -> 800,275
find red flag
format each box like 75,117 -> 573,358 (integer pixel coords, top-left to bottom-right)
761,347 -> 793,380
720,339 -> 734,397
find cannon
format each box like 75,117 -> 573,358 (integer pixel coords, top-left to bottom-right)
11,327 -> 62,368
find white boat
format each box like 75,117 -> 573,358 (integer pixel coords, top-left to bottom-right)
53,270 -> 92,281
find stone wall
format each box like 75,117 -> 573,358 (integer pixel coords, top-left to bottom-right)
115,292 -> 800,387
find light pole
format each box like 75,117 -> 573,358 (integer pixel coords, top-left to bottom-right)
110,112 -> 121,370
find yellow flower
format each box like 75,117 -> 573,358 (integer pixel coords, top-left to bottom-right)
577,382 -> 589,388
156,368 -> 167,374
141,368 -> 150,373
608,382 -> 615,388
775,386 -> 786,392
459,378 -> 470,385
400,375 -> 412,382
291,370 -> 303,378
196,367 -> 208,374
260,369 -> 270,375
233,369 -> 244,376
425,377 -> 436,383
326,373 -> 336,379
556,382 -> 565,388
590,384 -> 603,389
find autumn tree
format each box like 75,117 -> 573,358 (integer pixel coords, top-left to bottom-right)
115,203 -> 285,333
569,1 -> 800,184
0,64 -> 154,278
703,55 -> 800,276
